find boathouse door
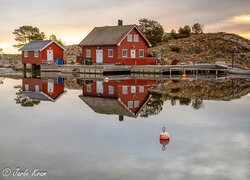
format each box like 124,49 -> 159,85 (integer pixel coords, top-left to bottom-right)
35,85 -> 39,92
24,84 -> 29,91
131,49 -> 136,58
96,50 -> 103,64
47,50 -> 53,63
48,79 -> 54,93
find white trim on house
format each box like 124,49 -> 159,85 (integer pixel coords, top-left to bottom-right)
117,25 -> 152,47
40,40 -> 66,51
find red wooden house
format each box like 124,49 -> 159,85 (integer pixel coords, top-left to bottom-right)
19,40 -> 65,65
22,77 -> 66,102
79,78 -> 157,119
79,21 -> 158,65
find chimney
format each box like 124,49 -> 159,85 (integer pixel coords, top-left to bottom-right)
119,115 -> 124,121
118,20 -> 123,26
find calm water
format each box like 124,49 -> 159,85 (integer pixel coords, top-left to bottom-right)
0,74 -> 250,180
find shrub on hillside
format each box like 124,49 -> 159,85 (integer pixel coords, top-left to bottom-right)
170,45 -> 182,52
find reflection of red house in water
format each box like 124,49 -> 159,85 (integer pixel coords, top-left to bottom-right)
22,77 -> 66,102
79,78 -> 157,119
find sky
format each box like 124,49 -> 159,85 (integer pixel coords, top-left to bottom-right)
0,0 -> 250,54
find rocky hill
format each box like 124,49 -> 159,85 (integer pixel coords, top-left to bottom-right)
63,45 -> 81,64
150,33 -> 250,67
0,54 -> 22,70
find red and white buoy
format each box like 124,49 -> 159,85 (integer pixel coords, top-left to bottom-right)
159,127 -> 170,151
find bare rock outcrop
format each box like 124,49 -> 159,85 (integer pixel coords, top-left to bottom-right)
150,33 -> 250,67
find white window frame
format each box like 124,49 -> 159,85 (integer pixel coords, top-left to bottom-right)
108,86 -> 114,94
108,49 -> 113,58
128,101 -> 133,108
24,51 -> 28,58
127,34 -> 133,42
139,49 -> 144,58
86,49 -> 91,58
134,101 -> 140,108
122,49 -> 127,58
134,35 -> 139,42
122,86 -> 128,94
34,51 -> 39,58
139,86 -> 144,93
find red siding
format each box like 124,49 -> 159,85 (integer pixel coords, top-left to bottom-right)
22,42 -> 64,65
81,46 -> 119,64
117,28 -> 150,58
80,26 -> 158,65
22,78 -> 65,101
42,79 -> 64,100
81,79 -> 157,113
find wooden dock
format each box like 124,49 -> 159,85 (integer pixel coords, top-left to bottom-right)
41,64 -> 228,75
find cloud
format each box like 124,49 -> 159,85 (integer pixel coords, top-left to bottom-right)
1,0 -> 250,53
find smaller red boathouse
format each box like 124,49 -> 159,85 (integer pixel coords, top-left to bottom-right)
19,40 -> 65,66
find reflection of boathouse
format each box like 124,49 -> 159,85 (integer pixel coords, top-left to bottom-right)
79,79 -> 157,118
22,77 -> 66,102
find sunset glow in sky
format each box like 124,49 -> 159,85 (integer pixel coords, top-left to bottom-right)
0,0 -> 250,54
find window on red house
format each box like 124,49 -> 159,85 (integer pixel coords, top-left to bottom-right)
134,35 -> 139,42
86,50 -> 91,58
108,86 -> 114,94
122,86 -> 128,94
134,101 -> 140,108
127,34 -> 133,42
34,51 -> 39,58
122,49 -> 127,58
139,50 -> 144,57
24,51 -> 28,58
108,49 -> 113,58
128,101 -> 133,108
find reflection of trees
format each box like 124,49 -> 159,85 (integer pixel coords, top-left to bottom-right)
148,79 -> 250,114
140,92 -> 164,118
179,98 -> 192,106
191,99 -> 204,110
15,90 -> 40,107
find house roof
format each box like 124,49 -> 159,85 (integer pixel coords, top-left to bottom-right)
79,25 -> 151,47
79,94 -> 152,118
19,40 -> 65,51
22,91 -> 55,102
22,90 -> 67,102
79,95 -> 136,117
